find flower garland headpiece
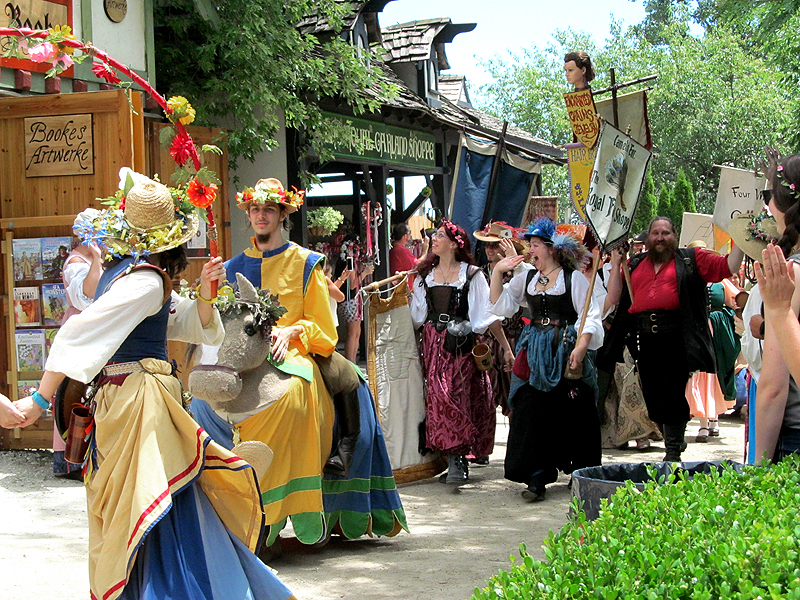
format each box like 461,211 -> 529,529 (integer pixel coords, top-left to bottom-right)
236,178 -> 305,213
441,220 -> 466,249
745,208 -> 779,245
776,164 -> 800,201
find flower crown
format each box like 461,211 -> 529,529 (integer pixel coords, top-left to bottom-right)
180,280 -> 287,334
776,164 -> 800,201
236,184 -> 305,210
441,219 -> 466,249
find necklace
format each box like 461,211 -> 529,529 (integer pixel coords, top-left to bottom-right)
537,265 -> 561,286
437,263 -> 459,284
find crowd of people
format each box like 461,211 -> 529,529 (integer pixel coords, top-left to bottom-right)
5,149 -> 800,597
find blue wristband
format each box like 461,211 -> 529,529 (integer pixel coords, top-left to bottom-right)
32,390 -> 50,410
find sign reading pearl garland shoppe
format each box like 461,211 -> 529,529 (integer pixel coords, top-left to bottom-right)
24,114 -> 94,177
323,112 -> 436,169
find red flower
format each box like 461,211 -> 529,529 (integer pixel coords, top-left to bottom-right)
169,131 -> 194,166
91,61 -> 121,84
187,179 -> 218,209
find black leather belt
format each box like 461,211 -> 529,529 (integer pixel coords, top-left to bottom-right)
635,310 -> 680,334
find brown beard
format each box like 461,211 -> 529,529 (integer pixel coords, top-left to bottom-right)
648,239 -> 677,263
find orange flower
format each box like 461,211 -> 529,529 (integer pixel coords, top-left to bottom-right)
187,179 -> 217,209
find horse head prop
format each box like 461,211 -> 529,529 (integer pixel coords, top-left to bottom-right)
188,273 -> 293,417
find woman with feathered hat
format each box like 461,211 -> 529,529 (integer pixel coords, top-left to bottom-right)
490,218 -> 603,502
5,170 -> 294,600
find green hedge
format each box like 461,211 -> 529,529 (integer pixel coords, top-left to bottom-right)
472,459 -> 800,599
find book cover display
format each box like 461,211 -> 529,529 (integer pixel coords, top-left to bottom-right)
13,286 -> 41,327
12,238 -> 43,281
15,329 -> 45,372
41,236 -> 73,280
17,379 -> 40,400
42,283 -> 68,326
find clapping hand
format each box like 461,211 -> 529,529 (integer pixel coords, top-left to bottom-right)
755,244 -> 795,313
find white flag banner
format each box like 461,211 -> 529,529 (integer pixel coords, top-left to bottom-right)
585,123 -> 652,251
713,166 -> 766,233
679,212 -> 715,248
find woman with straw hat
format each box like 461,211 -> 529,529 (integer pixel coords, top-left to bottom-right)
6,171 -> 294,600
473,221 -> 531,418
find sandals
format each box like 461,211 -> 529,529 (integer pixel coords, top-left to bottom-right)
695,427 -> 709,443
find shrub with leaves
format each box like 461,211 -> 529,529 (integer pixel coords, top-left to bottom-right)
307,207 -> 344,235
472,459 -> 800,600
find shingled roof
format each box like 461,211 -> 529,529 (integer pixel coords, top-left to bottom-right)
438,74 -> 471,107
381,18 -> 476,70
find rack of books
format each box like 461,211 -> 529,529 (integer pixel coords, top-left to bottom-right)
2,229 -> 75,449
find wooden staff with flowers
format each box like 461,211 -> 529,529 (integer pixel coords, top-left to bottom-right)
1,25 -> 223,297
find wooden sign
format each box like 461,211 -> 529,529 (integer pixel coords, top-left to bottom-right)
521,196 -> 558,226
24,114 -> 94,177
563,88 -> 599,148
103,0 -> 127,23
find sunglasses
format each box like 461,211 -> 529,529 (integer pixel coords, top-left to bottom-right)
761,189 -> 772,205
484,242 -> 501,249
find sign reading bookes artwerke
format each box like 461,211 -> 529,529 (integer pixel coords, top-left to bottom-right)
585,123 -> 651,251
24,114 -> 94,177
563,88 -> 599,148
324,112 -> 436,169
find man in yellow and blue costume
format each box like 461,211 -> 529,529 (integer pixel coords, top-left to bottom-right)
191,177 -> 406,553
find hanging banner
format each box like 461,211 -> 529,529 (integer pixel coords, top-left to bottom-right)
713,166 -> 766,234
585,123 -> 652,251
595,90 -> 653,150
566,142 -> 596,222
679,212 -> 715,248
563,88 -> 599,148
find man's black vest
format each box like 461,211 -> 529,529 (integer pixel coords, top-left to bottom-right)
598,248 -> 716,374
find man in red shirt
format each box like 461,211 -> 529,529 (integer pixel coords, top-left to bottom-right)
389,223 -> 422,277
604,217 -> 743,461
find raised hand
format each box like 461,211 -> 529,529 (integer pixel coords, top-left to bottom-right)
756,244 -> 795,312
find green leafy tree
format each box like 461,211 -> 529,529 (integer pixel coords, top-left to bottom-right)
153,0 -> 395,177
634,170 -> 657,234
656,182 -> 673,223
477,10 -> 790,217
673,168 -> 697,215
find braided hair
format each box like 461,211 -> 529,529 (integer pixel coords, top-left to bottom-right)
766,150 -> 800,257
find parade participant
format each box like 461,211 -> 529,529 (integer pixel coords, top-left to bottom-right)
410,220 -> 511,484
564,50 -> 595,91
335,250 -> 374,363
324,261 -> 348,327
474,221 -> 531,417
754,151 -> 800,461
603,216 -> 744,461
52,212 -> 104,478
191,177 -> 405,551
10,173 -> 293,600
490,218 -> 602,502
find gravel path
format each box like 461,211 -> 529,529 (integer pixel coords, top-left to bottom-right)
0,412 -> 746,600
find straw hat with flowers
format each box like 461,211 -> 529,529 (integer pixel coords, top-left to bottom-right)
727,209 -> 780,261
236,178 -> 305,214
74,168 -> 200,259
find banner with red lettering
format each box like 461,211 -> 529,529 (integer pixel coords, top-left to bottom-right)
563,88 -> 599,148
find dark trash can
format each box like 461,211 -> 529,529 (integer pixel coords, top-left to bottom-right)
571,460 -> 745,521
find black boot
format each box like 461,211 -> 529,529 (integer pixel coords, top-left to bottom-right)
324,388 -> 361,477
662,421 -> 688,462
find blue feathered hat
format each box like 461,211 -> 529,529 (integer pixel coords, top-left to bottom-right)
524,217 -> 556,244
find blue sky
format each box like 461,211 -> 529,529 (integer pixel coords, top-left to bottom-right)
380,0 -> 647,89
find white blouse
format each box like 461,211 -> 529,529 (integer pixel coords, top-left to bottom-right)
492,269 -> 604,350
46,269 -> 224,383
63,256 -> 93,312
410,262 -> 501,334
